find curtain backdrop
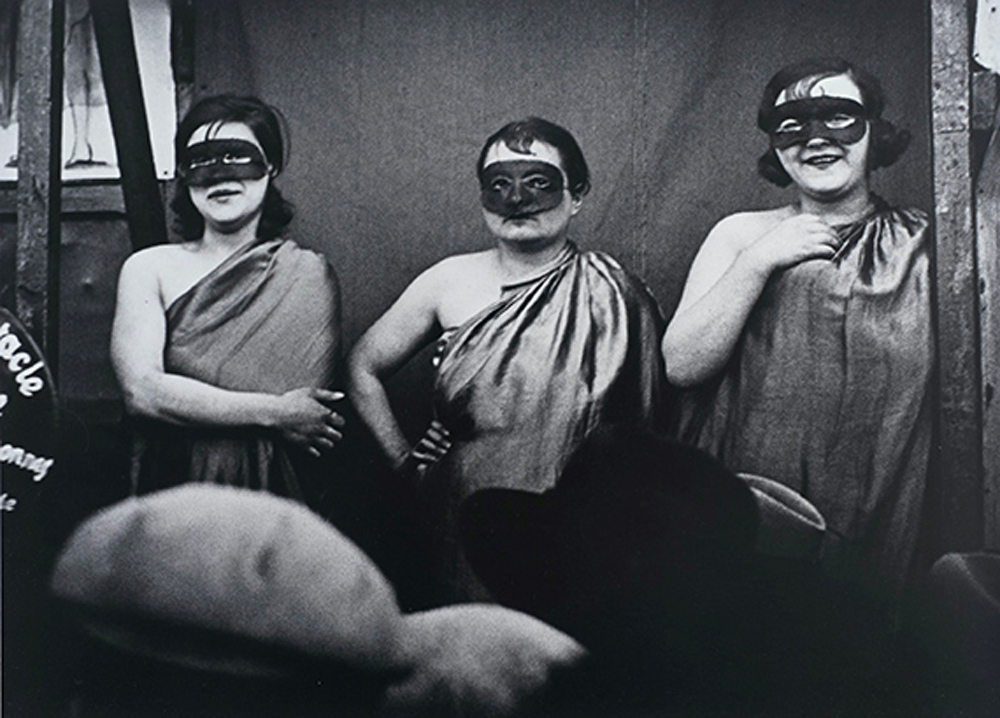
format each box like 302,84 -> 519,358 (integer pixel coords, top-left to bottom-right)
194,0 -> 931,345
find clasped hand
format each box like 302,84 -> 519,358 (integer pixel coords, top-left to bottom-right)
747,214 -> 840,275
274,387 -> 346,457
397,420 -> 452,479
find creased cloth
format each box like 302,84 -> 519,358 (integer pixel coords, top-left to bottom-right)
414,242 -> 666,605
130,238 -> 341,500
673,200 -> 933,594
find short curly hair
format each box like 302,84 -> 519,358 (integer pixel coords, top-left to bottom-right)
171,95 -> 294,241
755,57 -> 911,187
476,117 -> 591,199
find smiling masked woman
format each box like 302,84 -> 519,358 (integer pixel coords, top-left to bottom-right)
111,95 -> 343,501
662,58 -> 932,600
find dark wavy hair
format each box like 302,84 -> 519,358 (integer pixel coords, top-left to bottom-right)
755,57 -> 911,187
171,95 -> 294,240
476,117 -> 591,198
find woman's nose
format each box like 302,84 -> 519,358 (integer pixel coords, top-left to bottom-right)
805,135 -> 832,147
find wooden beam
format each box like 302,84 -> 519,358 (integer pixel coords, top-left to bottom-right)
972,71 -> 998,133
90,0 -> 167,250
0,184 -> 126,216
929,0 -> 984,553
977,94 -> 1000,550
15,0 -> 64,363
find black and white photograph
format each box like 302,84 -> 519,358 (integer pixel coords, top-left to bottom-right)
2,0 -> 999,716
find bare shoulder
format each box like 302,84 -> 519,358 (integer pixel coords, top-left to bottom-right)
116,246 -> 177,295
119,242 -> 202,281
415,249 -> 496,292
120,243 -> 173,272
410,250 -> 500,329
117,242 -> 216,310
707,206 -> 793,251
675,206 -> 795,308
428,249 -> 494,277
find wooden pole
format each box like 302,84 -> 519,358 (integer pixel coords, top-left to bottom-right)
976,90 -> 1000,549
90,0 -> 167,250
8,1 -> 63,709
15,0 -> 64,365
929,0 -> 984,553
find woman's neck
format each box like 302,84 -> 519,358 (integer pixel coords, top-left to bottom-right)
494,236 -> 570,283
797,186 -> 873,225
200,218 -> 262,253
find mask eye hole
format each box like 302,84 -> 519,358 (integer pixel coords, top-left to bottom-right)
222,153 -> 253,165
489,177 -> 511,192
188,157 -> 215,170
824,114 -> 859,130
775,118 -> 803,134
525,175 -> 553,190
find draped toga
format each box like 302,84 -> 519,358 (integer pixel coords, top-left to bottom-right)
130,238 -> 341,500
413,242 -> 666,605
673,199 -> 933,595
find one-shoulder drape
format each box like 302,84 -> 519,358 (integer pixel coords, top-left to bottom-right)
130,238 -> 341,500
414,242 -> 666,605
673,200 -> 934,594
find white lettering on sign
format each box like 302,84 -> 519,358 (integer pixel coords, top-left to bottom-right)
0,443 -> 55,481
0,322 -> 46,397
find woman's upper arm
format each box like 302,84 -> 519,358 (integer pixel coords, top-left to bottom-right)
673,217 -> 744,315
349,266 -> 443,380
110,252 -> 168,394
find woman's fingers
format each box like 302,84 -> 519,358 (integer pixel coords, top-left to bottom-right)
325,411 -> 346,428
312,389 -> 346,404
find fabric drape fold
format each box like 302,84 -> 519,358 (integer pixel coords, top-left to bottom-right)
413,242 -> 666,605
673,200 -> 933,594
131,238 -> 341,499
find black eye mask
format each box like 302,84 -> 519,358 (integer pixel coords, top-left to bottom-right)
480,160 -> 566,218
178,139 -> 269,187
762,97 -> 869,150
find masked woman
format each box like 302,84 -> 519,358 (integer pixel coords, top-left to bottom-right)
663,58 -> 933,599
111,95 -> 343,500
348,118 -> 665,606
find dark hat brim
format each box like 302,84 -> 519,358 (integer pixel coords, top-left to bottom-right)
460,488 -> 568,617
459,428 -> 764,660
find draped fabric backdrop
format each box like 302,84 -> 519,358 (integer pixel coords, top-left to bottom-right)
178,0 -> 931,434
53,0 -> 931,412
217,0 -> 931,336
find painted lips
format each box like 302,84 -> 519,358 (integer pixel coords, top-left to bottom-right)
802,153 -> 842,167
207,186 -> 241,200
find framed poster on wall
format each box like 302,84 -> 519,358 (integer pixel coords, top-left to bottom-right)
0,0 -> 175,183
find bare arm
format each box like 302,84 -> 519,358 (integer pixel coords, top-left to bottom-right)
662,213 -> 840,387
347,267 -> 444,470
110,251 -> 344,455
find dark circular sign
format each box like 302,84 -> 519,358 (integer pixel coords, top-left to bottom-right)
0,307 -> 58,516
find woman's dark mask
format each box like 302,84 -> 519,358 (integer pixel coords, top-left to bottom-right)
480,160 -> 565,218
178,139 -> 269,187
763,97 -> 869,150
